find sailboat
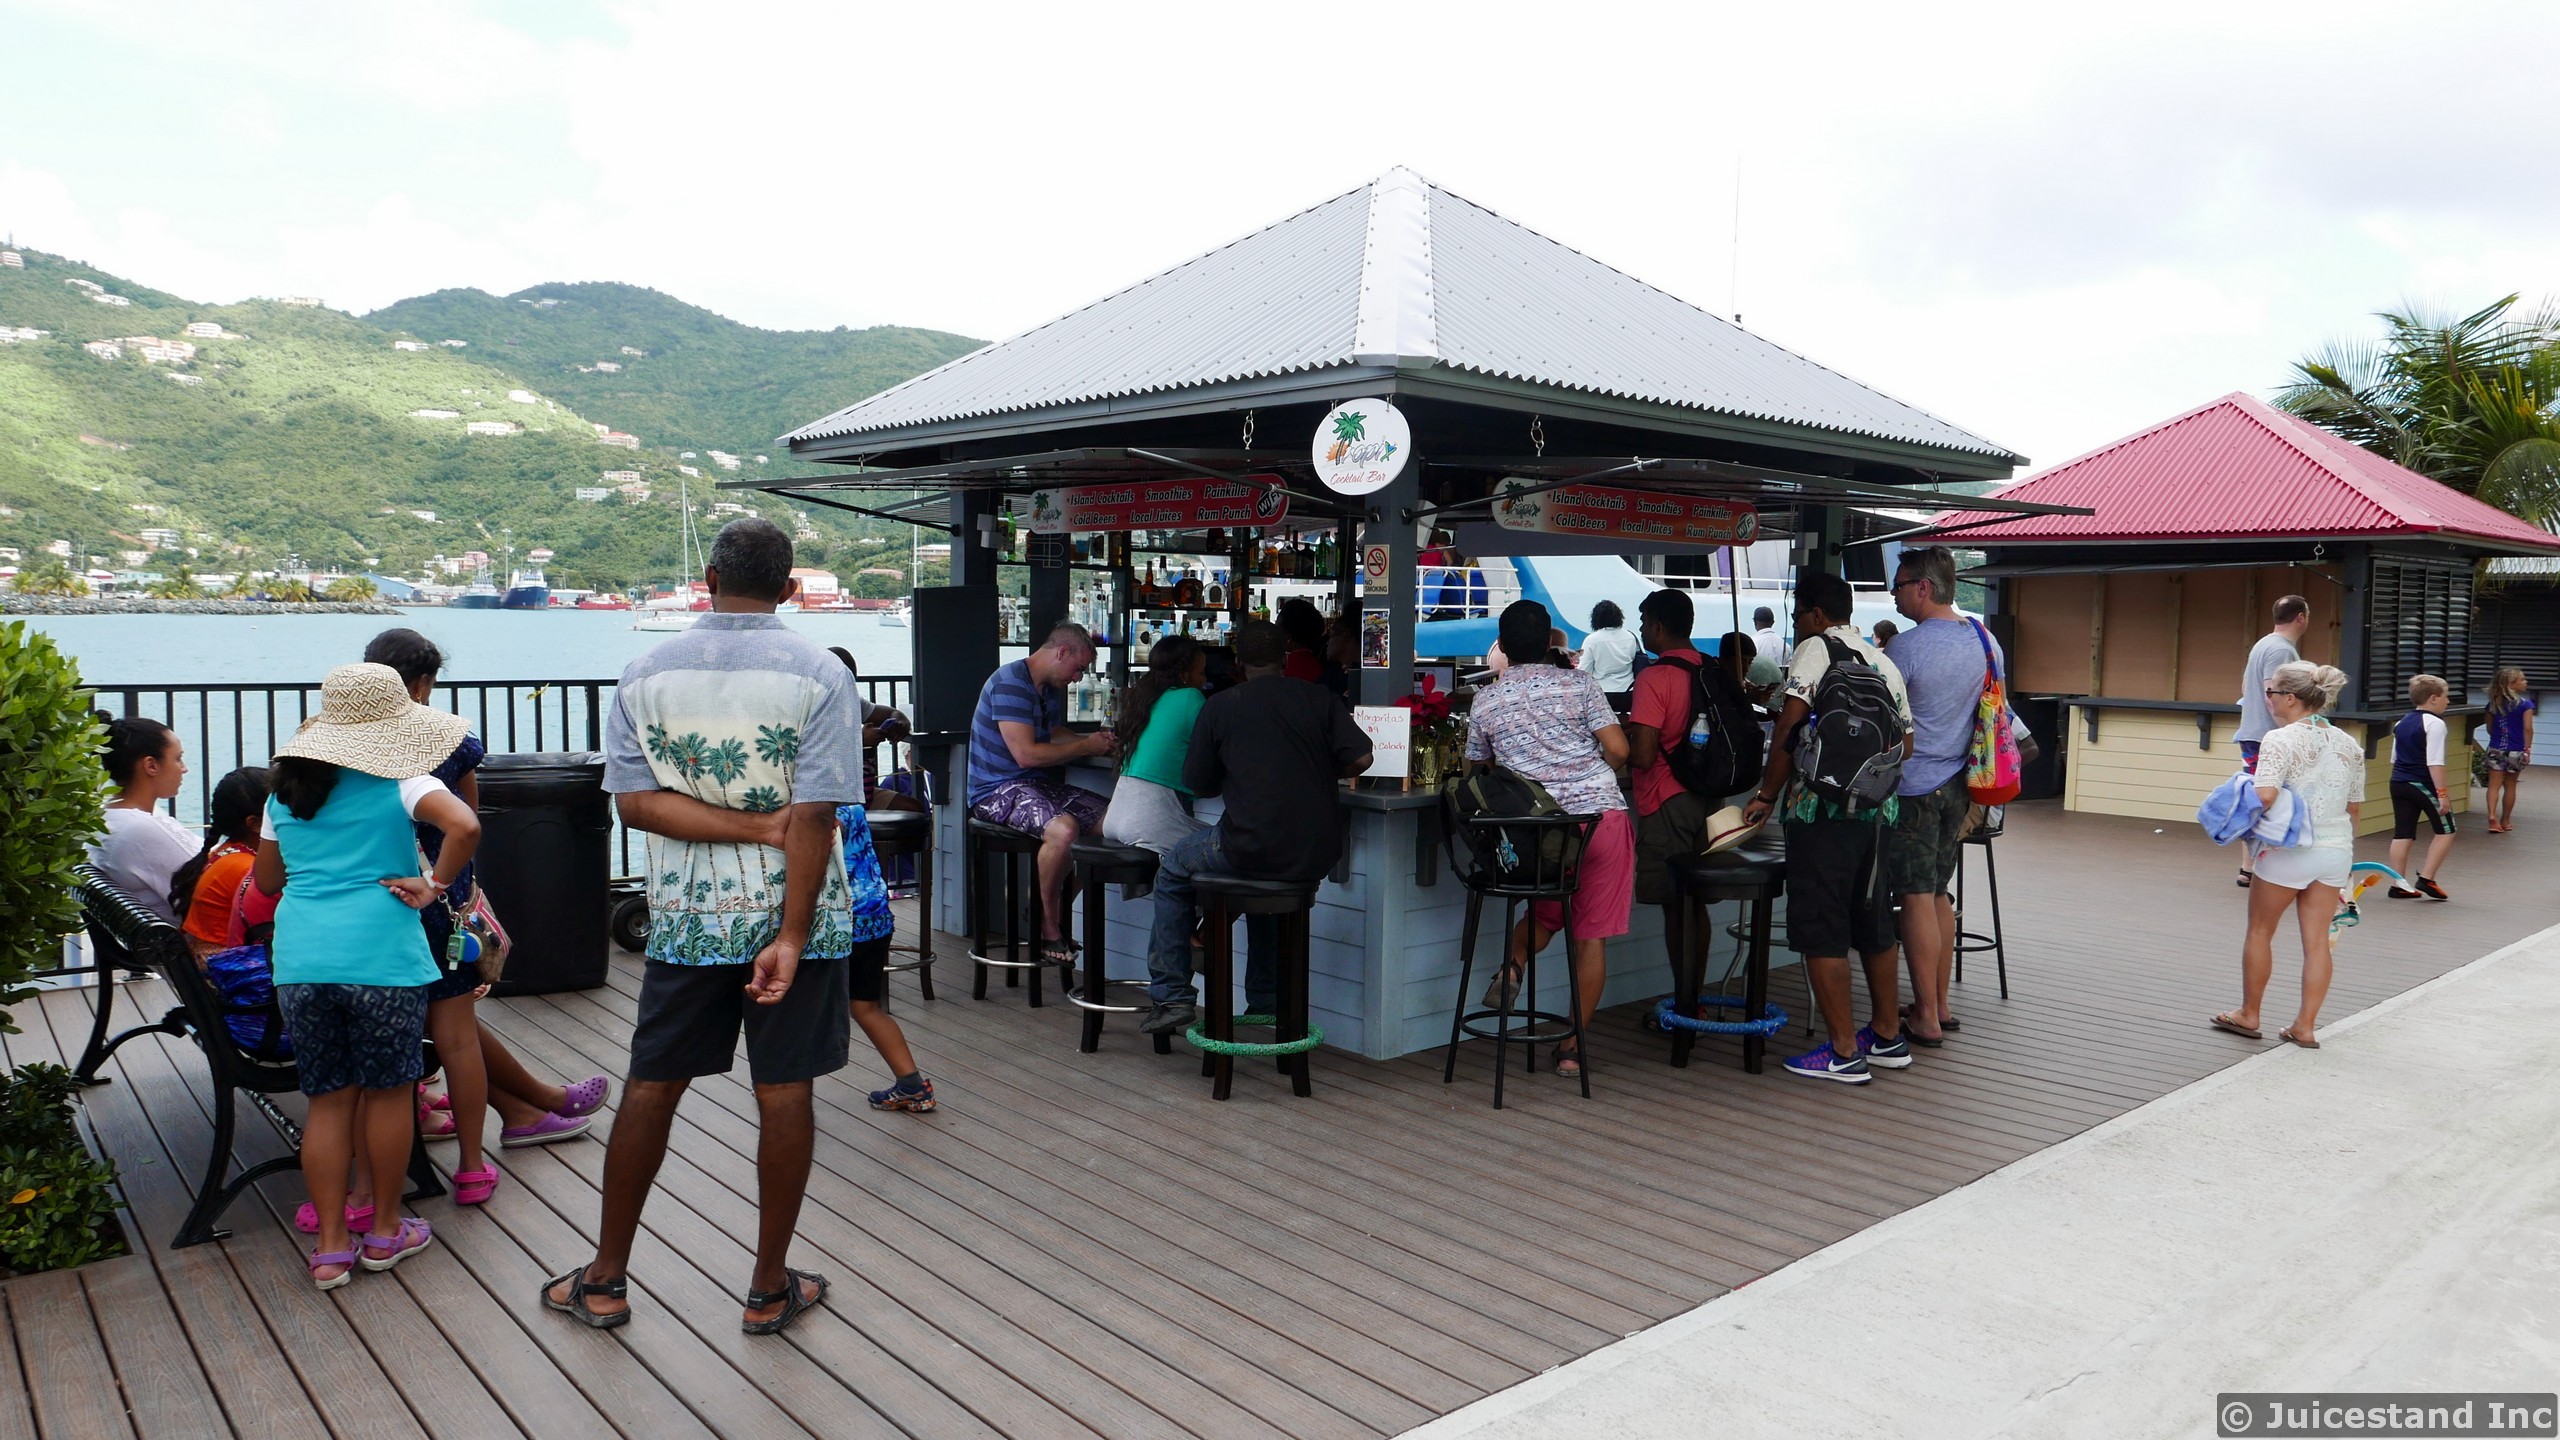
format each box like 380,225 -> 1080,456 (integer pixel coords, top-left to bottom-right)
633,472 -> 707,631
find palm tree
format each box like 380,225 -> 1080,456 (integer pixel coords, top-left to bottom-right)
2278,295 -> 2560,526
11,555 -> 86,596
323,575 -> 378,602
144,563 -> 201,599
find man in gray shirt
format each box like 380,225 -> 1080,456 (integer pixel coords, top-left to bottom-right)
1881,547 -> 1999,1044
2234,595 -> 2310,886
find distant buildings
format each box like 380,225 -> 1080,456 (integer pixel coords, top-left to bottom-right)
393,339 -> 430,351
441,338 -> 467,347
508,389 -> 539,404
92,293 -> 131,306
597,431 -> 640,449
183,321 -> 224,338
0,251 -> 20,268
274,296 -> 325,308
465,420 -> 522,436
620,346 -> 645,357
711,501 -> 759,518
593,360 -> 621,373
575,487 -> 612,502
167,372 -> 203,386
45,540 -> 73,558
0,327 -> 48,344
678,464 -> 701,478
616,479 -> 651,501
119,336 -> 196,363
708,450 -> 743,471
83,340 -> 122,360
64,278 -> 102,293
409,510 -> 437,522
409,408 -> 461,419
600,469 -> 642,484
139,528 -> 179,550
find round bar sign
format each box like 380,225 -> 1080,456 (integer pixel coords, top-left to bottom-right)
1313,398 -> 1410,496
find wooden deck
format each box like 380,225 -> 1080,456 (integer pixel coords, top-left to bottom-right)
7,802 -> 2554,1439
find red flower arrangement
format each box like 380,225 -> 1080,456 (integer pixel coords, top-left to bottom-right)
1395,673 -> 1453,725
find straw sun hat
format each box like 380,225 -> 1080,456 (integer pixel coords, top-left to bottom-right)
273,663 -> 470,780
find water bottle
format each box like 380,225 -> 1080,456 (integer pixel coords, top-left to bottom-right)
1686,710 -> 1712,748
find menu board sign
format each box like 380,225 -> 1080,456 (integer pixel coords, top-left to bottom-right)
1351,704 -> 1410,778
1021,478 -> 1288,534
1491,480 -> 1759,547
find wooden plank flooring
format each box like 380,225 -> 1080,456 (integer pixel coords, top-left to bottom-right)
6,802 -> 2553,1438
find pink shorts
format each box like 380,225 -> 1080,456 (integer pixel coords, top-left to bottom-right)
1533,807 -> 1635,940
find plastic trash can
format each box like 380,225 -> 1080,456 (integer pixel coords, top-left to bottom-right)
476,752 -> 612,995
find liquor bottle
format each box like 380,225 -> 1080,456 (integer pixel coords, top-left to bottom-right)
1174,565 -> 1203,607
1205,575 -> 1224,607
1206,527 -> 1226,552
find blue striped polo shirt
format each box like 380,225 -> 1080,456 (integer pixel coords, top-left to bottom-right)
968,659 -> 1062,805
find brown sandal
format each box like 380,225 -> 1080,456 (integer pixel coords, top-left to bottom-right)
2209,1012 -> 2263,1040
2278,1027 -> 2321,1049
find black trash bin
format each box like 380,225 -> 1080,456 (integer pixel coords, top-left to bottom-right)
476,752 -> 612,995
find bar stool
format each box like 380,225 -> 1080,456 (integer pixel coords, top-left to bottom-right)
1953,809 -> 2009,998
964,816 -> 1047,1006
1439,805 -> 1599,1107
1067,839 -> 1172,1055
1657,836 -> 1790,1073
1186,874 -> 1322,1101
865,809 -> 935,1002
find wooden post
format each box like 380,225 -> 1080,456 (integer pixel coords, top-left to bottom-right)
2089,577 -> 2107,695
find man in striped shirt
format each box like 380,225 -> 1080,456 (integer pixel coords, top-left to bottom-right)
968,623 -> 1115,966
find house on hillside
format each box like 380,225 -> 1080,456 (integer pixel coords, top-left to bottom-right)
678,465 -> 700,478
121,337 -> 196,364
708,451 -> 742,471
508,389 -> 539,404
139,529 -> 179,550
620,346 -> 645,357
465,420 -> 521,436
184,322 -> 224,338
394,339 -> 430,351
616,480 -> 652,501
64,278 -> 102,293
600,470 -> 642,485
409,511 -> 436,522
575,487 -> 612,502
594,360 -> 621,373
167,373 -> 203,386
710,502 -> 758,518
275,296 -> 324,308
0,251 -> 21,268
410,408 -> 461,419
92,293 -> 131,306
83,341 -> 122,360
0,327 -> 49,344
441,339 -> 467,347
598,431 -> 640,449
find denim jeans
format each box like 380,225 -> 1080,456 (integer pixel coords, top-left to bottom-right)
1146,826 -> 1277,1011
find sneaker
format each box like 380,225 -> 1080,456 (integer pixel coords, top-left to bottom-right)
2387,884 -> 2422,899
1857,1025 -> 1913,1070
1783,1042 -> 1871,1085
868,1075 -> 937,1113
1139,1000 -> 1197,1036
2415,876 -> 2450,901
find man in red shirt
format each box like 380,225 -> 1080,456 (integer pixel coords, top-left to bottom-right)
1622,588 -> 1709,973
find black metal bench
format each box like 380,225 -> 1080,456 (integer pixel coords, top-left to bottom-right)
71,866 -> 444,1249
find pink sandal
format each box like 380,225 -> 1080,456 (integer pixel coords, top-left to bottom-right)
452,1166 -> 500,1206
310,1246 -> 360,1291
296,1198 -> 376,1235
417,1093 -> 458,1141
359,1216 -> 434,1272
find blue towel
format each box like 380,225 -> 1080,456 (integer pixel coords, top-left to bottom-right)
2198,771 -> 2311,848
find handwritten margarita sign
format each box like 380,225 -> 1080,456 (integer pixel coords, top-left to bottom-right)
1020,477 -> 1288,534
1491,479 -> 1759,547
1313,398 -> 1411,497
1351,704 -> 1410,778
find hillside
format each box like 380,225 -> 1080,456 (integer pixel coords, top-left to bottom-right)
0,248 -> 969,593
366,282 -> 982,456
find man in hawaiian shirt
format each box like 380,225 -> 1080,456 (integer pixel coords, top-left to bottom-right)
545,518 -> 859,1337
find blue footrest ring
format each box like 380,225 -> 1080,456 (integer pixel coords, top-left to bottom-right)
1649,995 -> 1788,1037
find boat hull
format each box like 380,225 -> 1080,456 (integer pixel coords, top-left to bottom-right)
501,585 -> 551,610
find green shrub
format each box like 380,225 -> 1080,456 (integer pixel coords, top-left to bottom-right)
0,1064 -> 121,1274
0,622 -> 107,1029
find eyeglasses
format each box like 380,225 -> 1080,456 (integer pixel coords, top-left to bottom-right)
2263,689 -> 2286,698
1891,577 -> 1922,592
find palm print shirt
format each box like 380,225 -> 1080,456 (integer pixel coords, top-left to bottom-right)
833,804 -> 897,946
604,613 -> 861,965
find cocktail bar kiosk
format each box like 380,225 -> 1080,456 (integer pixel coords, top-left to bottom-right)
743,169 -> 2078,1060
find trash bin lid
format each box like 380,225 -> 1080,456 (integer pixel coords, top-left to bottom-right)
477,751 -> 606,803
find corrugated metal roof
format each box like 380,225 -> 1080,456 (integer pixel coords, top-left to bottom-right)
786,169 -> 2019,464
1935,392 -> 2560,555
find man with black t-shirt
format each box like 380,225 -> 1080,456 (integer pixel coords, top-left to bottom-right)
1139,620 -> 1373,1036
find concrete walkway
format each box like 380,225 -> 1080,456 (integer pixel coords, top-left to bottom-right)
1406,922 -> 2560,1440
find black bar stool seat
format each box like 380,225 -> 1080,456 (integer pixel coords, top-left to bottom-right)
1068,839 -> 1172,1055
866,809 -> 935,1002
1187,873 -> 1322,1101
1658,839 -> 1790,1073
965,816 -> 1049,1006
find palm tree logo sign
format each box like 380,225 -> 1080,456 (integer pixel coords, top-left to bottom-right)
1313,398 -> 1411,497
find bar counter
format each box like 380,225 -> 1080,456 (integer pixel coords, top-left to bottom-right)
929,743 -> 1715,1061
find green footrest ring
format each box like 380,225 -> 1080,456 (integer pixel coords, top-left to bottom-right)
1186,1013 -> 1325,1057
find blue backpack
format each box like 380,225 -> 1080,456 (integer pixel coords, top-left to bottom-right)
202,944 -> 294,1060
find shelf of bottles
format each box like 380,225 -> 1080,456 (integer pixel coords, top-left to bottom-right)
1053,525 -> 1354,725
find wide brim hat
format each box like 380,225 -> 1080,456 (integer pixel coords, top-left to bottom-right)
273,662 -> 470,780
1703,805 -> 1764,855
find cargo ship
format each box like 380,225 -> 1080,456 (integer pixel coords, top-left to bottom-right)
501,547 -> 553,609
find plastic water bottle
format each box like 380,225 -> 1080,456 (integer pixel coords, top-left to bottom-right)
1687,711 -> 1712,748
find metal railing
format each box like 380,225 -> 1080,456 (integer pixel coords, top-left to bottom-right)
87,675 -> 917,871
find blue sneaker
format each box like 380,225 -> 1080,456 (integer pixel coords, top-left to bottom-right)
1783,1042 -> 1871,1085
1858,1025 -> 1913,1070
867,1075 -> 937,1113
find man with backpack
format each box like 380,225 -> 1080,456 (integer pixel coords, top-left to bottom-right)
1625,587 -> 1768,1000
1881,546 -> 2001,1047
1460,601 -> 1630,1079
1739,572 -> 1916,1085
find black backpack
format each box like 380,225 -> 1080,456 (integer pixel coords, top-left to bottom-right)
1448,765 -> 1572,887
1659,655 -> 1766,800
1794,634 -> 1907,814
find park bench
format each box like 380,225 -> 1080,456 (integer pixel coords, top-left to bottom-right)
71,865 -> 444,1248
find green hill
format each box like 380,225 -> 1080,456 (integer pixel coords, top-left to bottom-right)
366,282 -> 982,456
0,249 -> 975,593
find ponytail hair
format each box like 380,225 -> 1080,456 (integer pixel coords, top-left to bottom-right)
171,766 -> 271,920
269,756 -> 341,821
99,715 -> 175,790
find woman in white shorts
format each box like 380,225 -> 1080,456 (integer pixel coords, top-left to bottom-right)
2212,662 -> 2361,1049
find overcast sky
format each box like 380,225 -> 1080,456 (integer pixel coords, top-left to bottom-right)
6,0 -> 2554,471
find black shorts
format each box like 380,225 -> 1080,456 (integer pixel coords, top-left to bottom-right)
629,954 -> 852,1086
846,935 -> 888,1004
2389,780 -> 2457,840
1785,817 -> 1895,959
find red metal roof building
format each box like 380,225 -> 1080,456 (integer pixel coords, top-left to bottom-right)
1923,392 -> 2554,829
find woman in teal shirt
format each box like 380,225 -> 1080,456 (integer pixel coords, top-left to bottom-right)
1102,636 -> 1209,856
252,663 -> 481,1289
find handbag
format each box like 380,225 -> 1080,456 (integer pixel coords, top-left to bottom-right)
441,886 -> 511,985
1965,619 -> 2024,806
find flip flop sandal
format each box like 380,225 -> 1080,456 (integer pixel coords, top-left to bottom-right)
2209,1013 -> 2264,1040
1552,1043 -> 1585,1079
542,1266 -> 631,1329
742,1268 -> 829,1335
2279,1027 -> 2321,1049
2236,869 -> 2253,888
296,1198 -> 376,1235
358,1216 -> 433,1272
309,1246 -> 360,1291
452,1166 -> 500,1206
416,1097 -> 458,1140
1900,1004 -> 1957,1037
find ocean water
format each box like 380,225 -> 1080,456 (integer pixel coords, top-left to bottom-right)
22,607 -> 919,686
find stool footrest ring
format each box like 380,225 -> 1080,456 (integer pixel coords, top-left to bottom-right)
1454,1009 -> 1578,1045
1066,977 -> 1149,1013
967,950 -> 1038,971
1186,1014 -> 1325,1057
1649,995 -> 1789,1037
